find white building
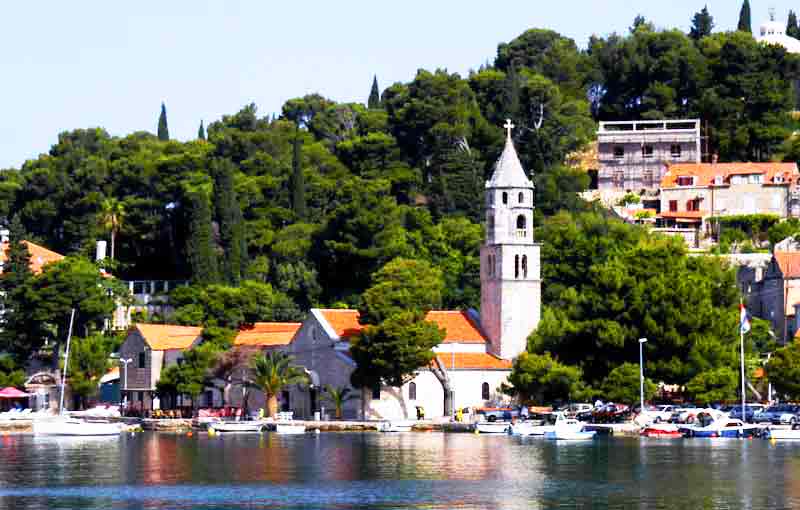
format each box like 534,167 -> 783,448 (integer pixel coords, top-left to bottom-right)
757,15 -> 800,54
288,122 -> 542,420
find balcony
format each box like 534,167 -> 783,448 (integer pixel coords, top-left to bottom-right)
516,229 -> 528,239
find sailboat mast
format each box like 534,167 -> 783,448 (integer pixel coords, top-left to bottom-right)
58,309 -> 76,415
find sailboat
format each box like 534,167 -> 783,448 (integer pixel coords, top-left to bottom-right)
33,310 -> 123,437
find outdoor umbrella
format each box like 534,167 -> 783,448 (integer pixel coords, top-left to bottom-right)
0,387 -> 29,398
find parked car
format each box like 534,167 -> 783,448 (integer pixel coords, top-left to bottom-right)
756,404 -> 800,425
591,403 -> 630,423
476,407 -> 519,422
557,403 -> 594,417
729,404 -> 766,423
640,405 -> 678,423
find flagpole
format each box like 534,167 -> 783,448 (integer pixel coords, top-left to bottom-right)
740,323 -> 746,423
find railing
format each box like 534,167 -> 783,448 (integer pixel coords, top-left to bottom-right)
516,229 -> 527,239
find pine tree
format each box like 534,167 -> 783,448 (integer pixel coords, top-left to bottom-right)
186,192 -> 218,285
502,65 -> 522,121
788,11 -> 800,39
291,130 -> 307,220
737,0 -> 752,33
198,120 -> 206,141
213,160 -> 246,286
0,216 -> 39,362
690,5 -> 715,40
158,102 -> 170,141
368,75 -> 381,109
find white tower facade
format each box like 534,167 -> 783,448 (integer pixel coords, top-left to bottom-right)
480,121 -> 541,360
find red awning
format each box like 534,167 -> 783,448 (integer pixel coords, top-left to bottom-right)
0,387 -> 29,398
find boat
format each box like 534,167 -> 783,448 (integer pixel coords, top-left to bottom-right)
33,416 -> 123,436
210,421 -> 264,433
544,419 -> 596,440
510,412 -> 569,436
683,413 -> 759,438
34,310 -> 122,437
378,421 -> 414,432
640,423 -> 682,438
764,427 -> 800,440
275,422 -> 307,434
475,421 -> 511,434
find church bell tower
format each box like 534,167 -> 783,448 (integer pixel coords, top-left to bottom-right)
480,120 -> 541,360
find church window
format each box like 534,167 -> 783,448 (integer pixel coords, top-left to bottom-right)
372,386 -> 381,400
488,216 -> 495,237
516,215 -> 527,238
518,192 -> 524,204
502,192 -> 508,204
408,382 -> 417,401
481,382 -> 490,400
522,255 -> 528,278
514,255 -> 519,279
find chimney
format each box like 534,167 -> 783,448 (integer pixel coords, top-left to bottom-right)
96,240 -> 107,262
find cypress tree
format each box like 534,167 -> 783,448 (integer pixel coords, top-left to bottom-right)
158,102 -> 170,141
291,129 -> 307,220
689,5 -> 715,40
0,216 -> 38,362
213,160 -> 246,286
186,192 -> 219,285
198,120 -> 206,141
368,75 -> 381,109
737,0 -> 752,33
788,11 -> 800,39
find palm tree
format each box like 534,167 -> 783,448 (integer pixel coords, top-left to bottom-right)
99,198 -> 125,261
250,351 -> 308,417
323,385 -> 356,419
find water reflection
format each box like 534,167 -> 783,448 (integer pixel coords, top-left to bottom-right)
1,433 -> 800,509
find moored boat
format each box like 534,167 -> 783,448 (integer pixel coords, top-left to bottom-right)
683,414 -> 759,438
276,423 -> 307,434
378,421 -> 414,432
475,421 -> 511,434
544,418 -> 596,440
640,423 -> 682,438
33,417 -> 123,436
210,421 -> 264,433
510,412 -> 569,436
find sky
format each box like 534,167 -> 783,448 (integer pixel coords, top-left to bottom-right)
0,1 -> 794,169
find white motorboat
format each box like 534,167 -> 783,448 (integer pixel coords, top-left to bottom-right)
210,421 -> 264,433
378,421 -> 414,432
475,421 -> 511,434
276,423 -> 307,434
680,412 -> 759,438
33,417 -> 123,436
544,419 -> 596,440
510,412 -> 568,436
765,427 -> 800,440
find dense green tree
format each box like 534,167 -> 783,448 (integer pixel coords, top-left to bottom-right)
737,0 -> 752,33
291,130 -> 307,220
185,191 -> 219,285
0,355 -> 25,388
358,258 -> 443,325
686,366 -> 739,404
690,6 -> 714,40
508,352 -> 586,405
213,159 -> 246,286
0,216 -> 39,362
766,342 -> 800,400
630,15 -> 654,34
68,333 -> 120,409
198,120 -> 206,140
368,75 -> 381,109
157,102 -> 169,141
157,342 -> 220,408
600,363 -> 656,405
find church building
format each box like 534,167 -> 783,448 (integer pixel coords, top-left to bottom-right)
288,122 -> 541,420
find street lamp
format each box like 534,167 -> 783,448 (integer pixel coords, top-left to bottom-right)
120,358 -> 132,408
638,338 -> 648,415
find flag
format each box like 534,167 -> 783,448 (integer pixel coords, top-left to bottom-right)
740,303 -> 751,334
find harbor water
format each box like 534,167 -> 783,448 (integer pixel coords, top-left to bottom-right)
0,432 -> 798,509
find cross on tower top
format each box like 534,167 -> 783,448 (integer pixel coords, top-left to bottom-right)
503,119 -> 515,139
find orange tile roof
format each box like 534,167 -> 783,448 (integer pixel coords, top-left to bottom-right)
659,210 -> 706,219
661,162 -> 798,188
775,251 -> 800,279
0,240 -> 65,274
134,323 -> 203,351
234,322 -> 302,347
317,309 -> 488,344
435,353 -> 512,370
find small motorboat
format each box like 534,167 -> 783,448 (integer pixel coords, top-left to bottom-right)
210,421 -> 264,433
544,419 -> 596,440
475,421 -> 511,434
378,421 -> 414,432
33,417 -> 123,437
640,423 -> 682,438
276,423 -> 307,435
510,412 -> 568,436
684,413 -> 759,438
764,427 -> 800,440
